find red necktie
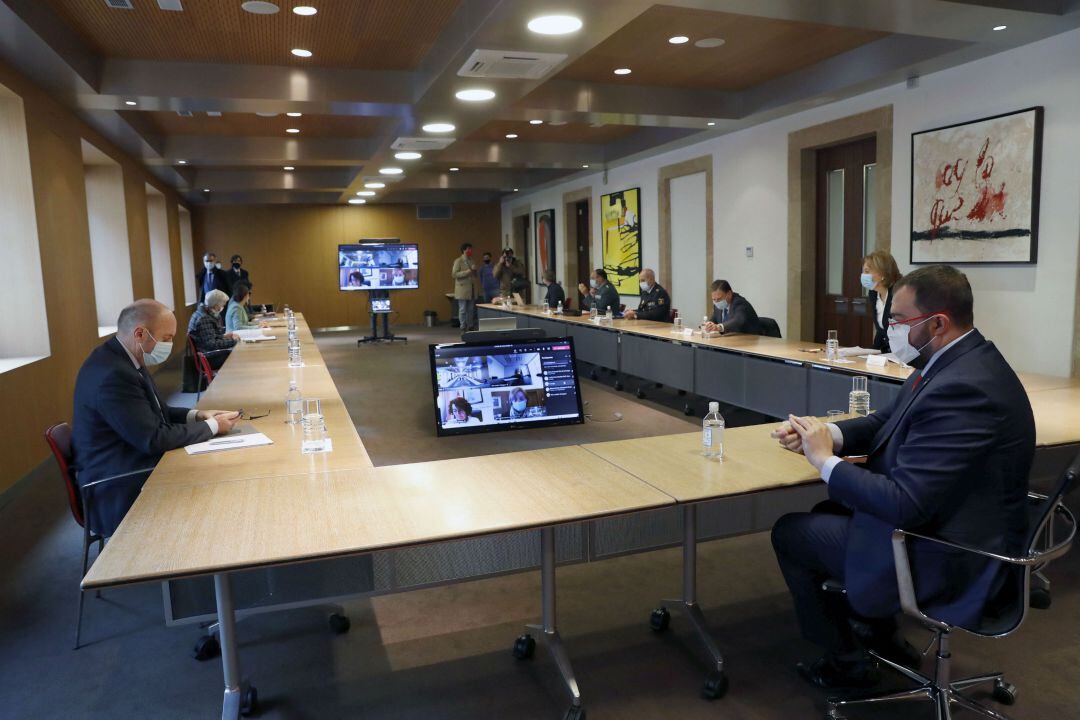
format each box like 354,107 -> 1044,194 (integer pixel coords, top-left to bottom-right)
911,372 -> 923,391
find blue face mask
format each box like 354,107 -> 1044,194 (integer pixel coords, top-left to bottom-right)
589,279 -> 598,289
511,399 -> 527,413
860,273 -> 877,290
713,299 -> 729,311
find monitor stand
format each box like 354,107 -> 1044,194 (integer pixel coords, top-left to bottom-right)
358,291 -> 407,345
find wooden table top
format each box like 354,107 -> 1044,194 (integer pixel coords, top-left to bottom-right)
83,446 -> 673,589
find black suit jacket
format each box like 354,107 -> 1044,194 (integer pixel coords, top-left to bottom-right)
71,338 -> 213,535
710,293 -> 760,334
829,330 -> 1034,627
224,266 -> 250,295
196,267 -> 229,305
869,286 -> 894,352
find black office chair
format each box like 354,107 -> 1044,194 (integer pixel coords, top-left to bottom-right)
826,451 -> 1079,720
758,317 -> 782,338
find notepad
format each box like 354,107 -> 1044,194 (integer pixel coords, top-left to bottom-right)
185,432 -> 273,455
235,329 -> 274,341
242,335 -> 277,343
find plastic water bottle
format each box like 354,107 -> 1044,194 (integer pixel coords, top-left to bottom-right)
825,329 -> 839,361
288,338 -> 302,367
285,382 -> 302,424
672,311 -> 683,332
849,376 -> 871,417
605,307 -> 613,326
700,315 -> 709,335
703,401 -> 725,459
556,300 -> 563,315
589,305 -> 598,321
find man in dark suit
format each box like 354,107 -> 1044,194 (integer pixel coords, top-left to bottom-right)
769,264 -> 1034,690
704,279 -> 760,334
71,299 -> 240,536
196,251 -> 228,305
223,254 -> 250,296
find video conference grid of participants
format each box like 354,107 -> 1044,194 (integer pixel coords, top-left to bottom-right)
433,340 -> 582,432
339,243 -> 419,289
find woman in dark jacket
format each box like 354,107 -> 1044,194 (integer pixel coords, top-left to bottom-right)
861,249 -> 902,352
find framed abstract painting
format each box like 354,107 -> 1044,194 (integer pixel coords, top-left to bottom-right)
600,187 -> 642,294
910,106 -> 1042,264
533,208 -> 556,284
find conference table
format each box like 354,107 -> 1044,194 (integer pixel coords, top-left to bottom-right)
83,311 -> 1080,720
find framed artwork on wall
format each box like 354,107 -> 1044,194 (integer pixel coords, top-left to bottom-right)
910,106 -> 1042,264
533,208 -> 556,284
600,187 -> 642,294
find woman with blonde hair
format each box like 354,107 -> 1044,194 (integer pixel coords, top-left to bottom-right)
861,249 -> 902,352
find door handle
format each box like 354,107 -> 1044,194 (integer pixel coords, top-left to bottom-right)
849,297 -> 868,316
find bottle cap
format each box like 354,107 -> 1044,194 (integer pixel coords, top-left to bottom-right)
709,401 -> 719,412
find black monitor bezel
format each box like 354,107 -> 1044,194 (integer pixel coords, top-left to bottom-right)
338,241 -> 419,291
429,336 -> 585,437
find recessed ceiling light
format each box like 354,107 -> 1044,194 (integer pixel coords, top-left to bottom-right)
286,112 -> 302,117
125,100 -> 137,106
291,48 -> 313,58
364,181 -> 385,188
422,122 -> 455,133
293,5 -> 317,15
455,88 -> 495,102
529,119 -> 544,125
286,128 -> 300,134
177,159 -> 187,164
669,35 -> 689,44
993,24 -> 1007,31
356,190 -> 376,197
394,151 -> 422,160
348,198 -> 366,205
549,120 -> 567,126
449,167 -> 459,172
613,68 -> 632,76
283,166 -> 294,170
241,1 -> 279,14
694,37 -> 725,48
505,133 -> 518,139
527,15 -> 582,35
203,188 -> 210,192
379,167 -> 403,175
581,164 -> 589,168
707,121 -> 715,126
513,188 -> 519,192
255,112 -> 279,117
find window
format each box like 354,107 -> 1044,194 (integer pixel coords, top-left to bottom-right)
145,183 -> 174,310
178,207 -> 196,306
82,140 -> 133,336
0,83 -> 50,373
825,168 -> 844,296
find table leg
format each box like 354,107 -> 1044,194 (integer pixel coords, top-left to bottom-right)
513,526 -> 583,718
652,504 -> 728,699
214,572 -> 256,720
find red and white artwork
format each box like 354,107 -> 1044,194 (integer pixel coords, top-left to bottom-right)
911,107 -> 1041,264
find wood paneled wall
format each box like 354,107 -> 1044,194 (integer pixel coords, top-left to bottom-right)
0,58 -> 194,497
193,203 -> 502,328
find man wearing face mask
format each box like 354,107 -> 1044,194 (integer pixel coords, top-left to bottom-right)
578,268 -> 620,316
478,252 -> 500,302
196,251 -> 228,305
71,300 -> 240,537
768,264 -> 1034,691
452,242 -> 479,337
704,279 -> 760,335
622,268 -> 671,321
188,289 -> 239,370
223,254 -> 250,296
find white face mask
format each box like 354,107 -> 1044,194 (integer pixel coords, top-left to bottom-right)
511,399 -> 527,413
714,299 -> 729,311
215,262 -> 222,270
639,281 -> 651,292
204,261 -> 215,270
139,329 -> 172,366
887,315 -> 937,365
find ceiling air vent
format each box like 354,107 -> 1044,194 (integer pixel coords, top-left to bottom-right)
417,204 -> 453,221
391,136 -> 455,151
457,49 -> 567,80
156,0 -> 184,10
105,0 -> 134,9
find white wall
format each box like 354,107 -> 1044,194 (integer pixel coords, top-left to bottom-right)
84,163 -> 133,335
145,186 -> 174,311
670,172 -> 708,322
503,28 -> 1080,376
178,208 -> 196,306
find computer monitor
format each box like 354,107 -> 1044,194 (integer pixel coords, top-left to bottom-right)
429,337 -> 584,436
338,241 -> 419,291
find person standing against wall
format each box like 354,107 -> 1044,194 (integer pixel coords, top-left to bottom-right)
452,243 -> 479,338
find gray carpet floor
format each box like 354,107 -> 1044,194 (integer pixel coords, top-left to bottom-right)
1,325 -> 1078,719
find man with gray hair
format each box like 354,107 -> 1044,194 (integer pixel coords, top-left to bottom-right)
622,268 -> 671,322
72,299 -> 239,536
189,288 -> 239,370
196,251 -> 228,305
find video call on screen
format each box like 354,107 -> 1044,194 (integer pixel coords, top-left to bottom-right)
431,338 -> 583,435
339,243 -> 419,290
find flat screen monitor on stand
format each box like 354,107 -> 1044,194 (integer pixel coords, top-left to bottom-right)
358,291 -> 407,345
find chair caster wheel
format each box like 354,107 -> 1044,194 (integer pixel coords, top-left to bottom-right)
1029,586 -> 1051,609
635,388 -> 646,399
192,634 -> 220,661
702,670 -> 728,700
241,685 -> 258,716
683,404 -> 694,416
512,633 -> 536,660
328,613 -> 351,634
649,607 -> 670,632
614,381 -> 624,391
993,678 -> 1018,705
562,705 -> 585,720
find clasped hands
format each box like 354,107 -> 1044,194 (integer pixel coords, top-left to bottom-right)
771,414 -> 836,471
196,409 -> 240,435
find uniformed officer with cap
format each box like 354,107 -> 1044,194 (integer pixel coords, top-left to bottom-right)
622,268 -> 671,322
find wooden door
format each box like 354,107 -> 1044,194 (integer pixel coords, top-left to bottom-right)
575,200 -> 590,286
814,137 -> 877,347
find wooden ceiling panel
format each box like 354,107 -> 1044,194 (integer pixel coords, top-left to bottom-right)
129,112 -> 386,138
556,5 -> 889,91
467,120 -> 638,145
44,0 -> 460,70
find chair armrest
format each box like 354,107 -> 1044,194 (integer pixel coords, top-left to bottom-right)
201,348 -> 232,356
80,467 -> 156,493
1028,491 -> 1050,502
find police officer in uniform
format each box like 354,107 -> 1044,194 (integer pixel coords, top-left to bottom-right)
622,268 -> 671,322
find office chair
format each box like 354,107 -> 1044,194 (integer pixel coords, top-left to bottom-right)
44,423 -> 153,649
187,336 -> 227,400
826,451 -> 1079,720
758,317 -> 782,338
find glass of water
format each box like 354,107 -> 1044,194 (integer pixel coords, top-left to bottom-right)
826,330 -> 839,361
302,398 -> 327,451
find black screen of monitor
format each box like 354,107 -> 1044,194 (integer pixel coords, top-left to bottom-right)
429,337 -> 584,436
339,242 -> 419,290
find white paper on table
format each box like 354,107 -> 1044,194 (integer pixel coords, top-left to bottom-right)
185,432 -> 273,455
236,329 -> 274,341
838,346 -> 881,358
302,438 -> 333,455
242,335 -> 277,343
